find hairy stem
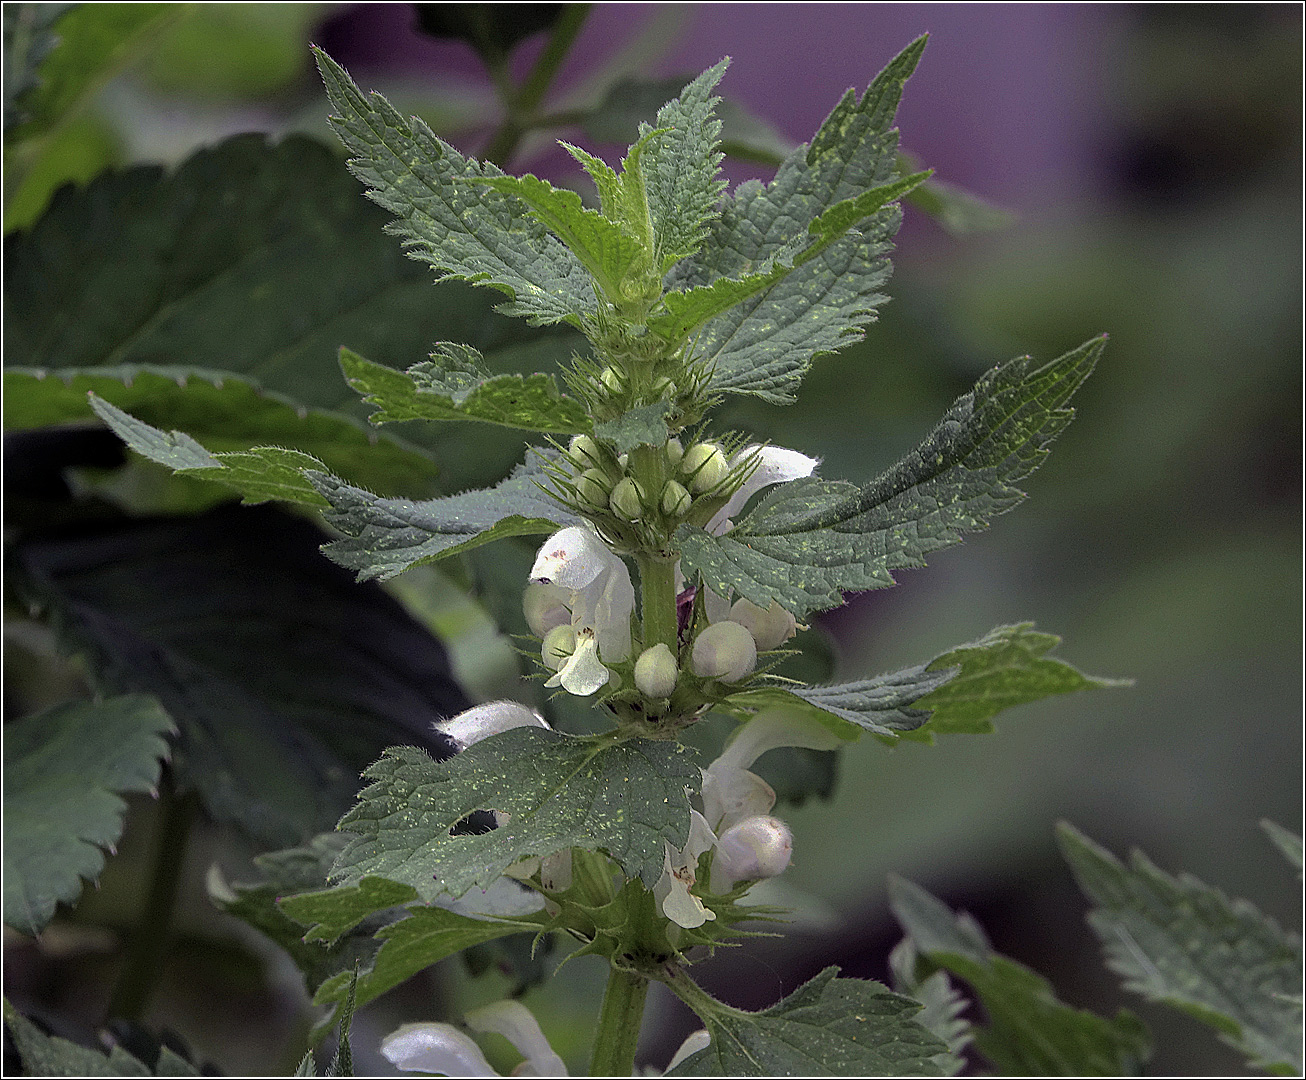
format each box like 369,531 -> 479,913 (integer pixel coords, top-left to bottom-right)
636,552 -> 679,654
589,964 -> 649,1076
481,3 -> 592,167
105,774 -> 199,1021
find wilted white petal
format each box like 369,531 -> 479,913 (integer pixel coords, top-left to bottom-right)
436,876 -> 546,919
544,629 -> 611,696
665,1030 -> 711,1072
381,1022 -> 497,1076
706,445 -> 819,535
540,849 -> 573,891
438,702 -> 549,749
465,1001 -> 567,1077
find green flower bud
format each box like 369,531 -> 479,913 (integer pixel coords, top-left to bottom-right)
634,642 -> 678,698
575,468 -> 611,510
681,441 -> 728,494
608,476 -> 644,521
661,479 -> 692,518
665,438 -> 684,468
691,620 -> 757,683
567,434 -> 602,469
541,625 -> 577,671
600,367 -> 624,395
650,376 -> 676,399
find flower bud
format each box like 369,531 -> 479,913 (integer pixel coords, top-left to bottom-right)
714,815 -> 793,886
634,642 -> 678,698
691,620 -> 757,682
608,476 -> 644,521
541,625 -> 576,671
574,468 -> 610,510
681,441 -> 728,494
728,598 -> 797,651
665,437 -> 684,468
567,434 -> 602,469
650,376 -> 676,399
660,479 -> 692,518
522,582 -> 570,637
600,366 -> 624,395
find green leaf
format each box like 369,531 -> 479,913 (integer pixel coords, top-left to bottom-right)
638,60 -> 729,268
3,2 -> 69,132
1057,822 -> 1303,1075
579,74 -> 795,169
5,3 -> 178,139
665,37 -> 927,404
474,173 -> 644,301
210,835 -> 389,999
3,132 -> 581,496
666,967 -> 949,1076
889,937 -> 971,1075
88,393 -> 331,507
3,999 -> 201,1077
679,338 -> 1102,619
908,623 -> 1128,740
905,173 -> 1013,236
3,694 -> 173,937
339,345 -> 589,434
314,47 -> 595,326
726,664 -> 952,739
279,876 -> 420,945
1261,820 -> 1302,872
6,369 -> 439,499
310,453 -> 578,582
14,504 -> 471,847
593,401 -> 672,453
309,903 -> 547,1012
325,968 -> 358,1078
649,170 -> 926,346
888,875 -> 1153,1076
331,728 -> 699,896
729,624 -> 1121,743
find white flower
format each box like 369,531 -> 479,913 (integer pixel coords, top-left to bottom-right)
530,526 -> 635,696
712,815 -> 793,892
382,1000 -> 566,1077
706,444 -> 819,537
700,445 -> 819,624
436,701 -> 550,751
700,706 -> 844,833
382,1002 -> 710,1077
653,809 -> 719,928
653,708 -> 842,928
664,1030 -> 711,1072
